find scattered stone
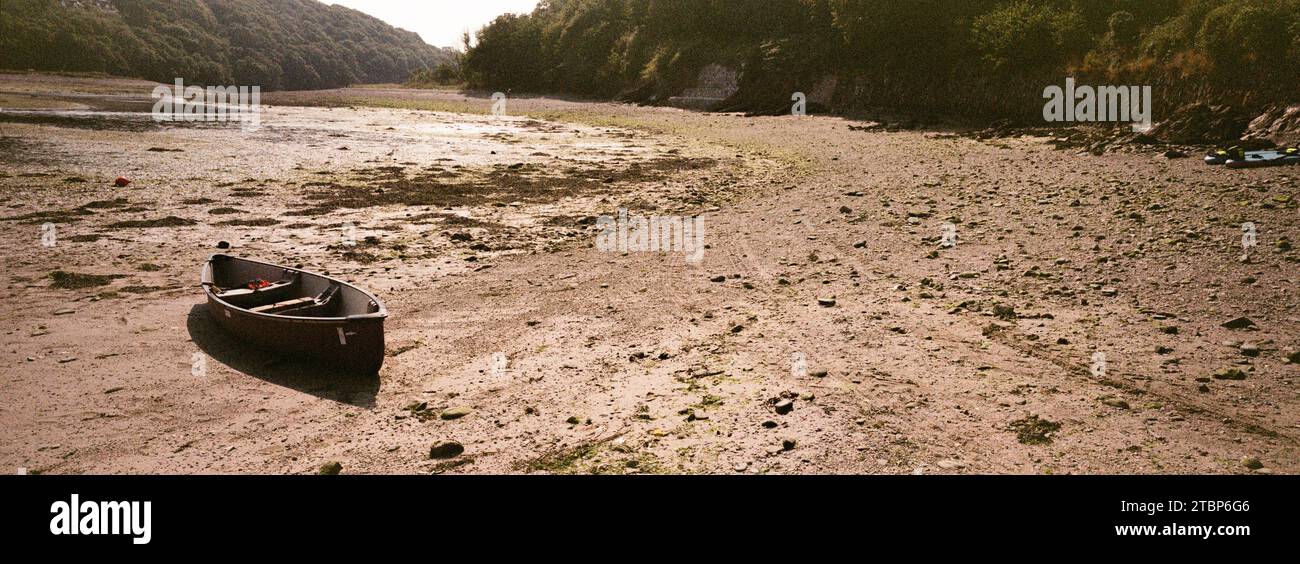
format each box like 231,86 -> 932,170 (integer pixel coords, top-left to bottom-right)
808,369 -> 828,378
1239,343 -> 1260,357
774,399 -> 794,415
1100,287 -> 1118,297
215,240 -> 231,250
1241,456 -> 1264,470
710,275 -> 726,283
318,461 -> 342,475
817,297 -> 836,307
565,415 -> 582,425
1213,368 -> 1247,380
781,438 -> 797,451
1163,149 -> 1188,159
992,304 -> 1016,320
1099,396 -> 1130,409
114,176 -> 130,187
936,459 -> 967,470
1221,317 -> 1256,330
761,420 -> 778,429
440,406 -> 472,420
429,441 -> 465,459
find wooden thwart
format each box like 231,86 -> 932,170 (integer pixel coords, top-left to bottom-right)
250,296 -> 316,314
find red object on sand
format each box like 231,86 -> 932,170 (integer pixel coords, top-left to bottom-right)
114,177 -> 131,187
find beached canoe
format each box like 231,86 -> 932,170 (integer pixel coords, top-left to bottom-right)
200,254 -> 387,375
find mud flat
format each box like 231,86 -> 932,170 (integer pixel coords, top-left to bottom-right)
1,74 -> 1297,475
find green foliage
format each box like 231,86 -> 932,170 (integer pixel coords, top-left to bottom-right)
972,1 -> 1090,72
464,0 -> 1300,119
407,63 -> 461,88
0,0 -> 457,90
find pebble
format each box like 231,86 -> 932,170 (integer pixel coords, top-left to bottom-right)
781,438 -> 797,451
1100,397 -> 1131,409
817,297 -> 836,307
1239,343 -> 1260,357
1213,368 -> 1247,380
774,399 -> 794,415
440,406 -> 472,420
318,461 -> 342,475
53,308 -> 75,315
936,459 -> 967,470
1221,316 -> 1256,330
1241,456 -> 1264,470
429,441 -> 465,459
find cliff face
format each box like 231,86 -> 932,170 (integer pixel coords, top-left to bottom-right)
1,0 -> 458,90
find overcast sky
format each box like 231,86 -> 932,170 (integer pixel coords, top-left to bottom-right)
326,0 -> 540,49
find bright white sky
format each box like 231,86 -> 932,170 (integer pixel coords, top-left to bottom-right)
326,0 -> 541,49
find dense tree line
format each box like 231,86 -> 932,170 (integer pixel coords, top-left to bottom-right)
0,0 -> 458,90
462,0 -> 1300,120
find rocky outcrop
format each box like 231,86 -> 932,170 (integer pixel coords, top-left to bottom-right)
666,64 -> 739,110
1243,104 -> 1300,147
1149,103 -> 1252,145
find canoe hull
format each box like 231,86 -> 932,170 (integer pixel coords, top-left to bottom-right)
205,296 -> 386,374
202,255 -> 387,375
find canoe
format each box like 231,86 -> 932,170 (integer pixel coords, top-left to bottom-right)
200,254 -> 387,375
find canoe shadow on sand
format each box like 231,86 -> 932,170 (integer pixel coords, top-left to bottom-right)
186,304 -> 379,407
